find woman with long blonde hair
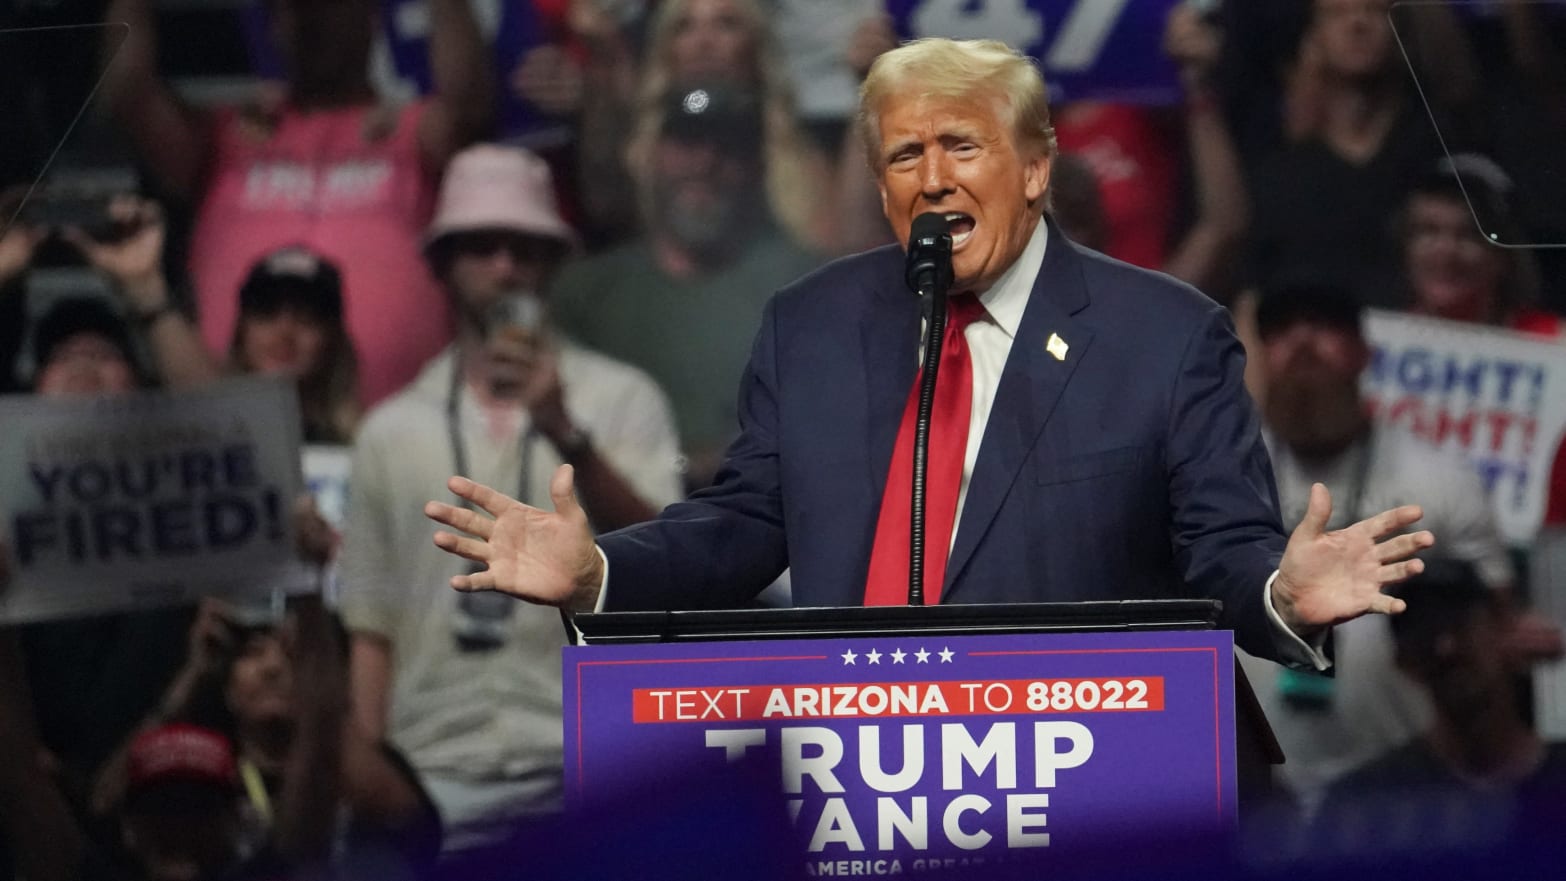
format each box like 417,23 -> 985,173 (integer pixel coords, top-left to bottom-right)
575,0 -> 891,253
628,0 -> 828,249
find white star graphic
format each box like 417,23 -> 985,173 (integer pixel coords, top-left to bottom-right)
866,649 -> 882,665
939,647 -> 955,663
915,648 -> 931,664
891,649 -> 907,664
841,649 -> 857,665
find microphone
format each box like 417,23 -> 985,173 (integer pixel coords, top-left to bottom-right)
905,212 -> 954,298
903,213 -> 955,607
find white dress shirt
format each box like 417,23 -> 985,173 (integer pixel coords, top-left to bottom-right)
946,210 -> 1049,542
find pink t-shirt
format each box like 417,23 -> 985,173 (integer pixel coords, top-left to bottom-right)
189,101 -> 453,406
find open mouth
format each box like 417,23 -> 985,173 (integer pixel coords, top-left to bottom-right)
944,212 -> 975,246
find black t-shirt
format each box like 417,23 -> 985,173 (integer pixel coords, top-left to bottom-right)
1246,100 -> 1444,309
1314,738 -> 1566,857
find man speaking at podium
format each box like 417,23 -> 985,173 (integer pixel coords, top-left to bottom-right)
424,39 -> 1433,669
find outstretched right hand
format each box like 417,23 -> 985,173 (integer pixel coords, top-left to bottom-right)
425,465 -> 604,611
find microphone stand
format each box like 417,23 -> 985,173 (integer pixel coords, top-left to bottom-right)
908,279 -> 950,606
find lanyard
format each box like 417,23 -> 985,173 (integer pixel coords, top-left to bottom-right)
239,758 -> 272,826
444,359 -> 580,645
446,360 -> 537,506
1277,427 -> 1376,529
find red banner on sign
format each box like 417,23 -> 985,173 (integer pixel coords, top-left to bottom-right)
631,677 -> 1166,723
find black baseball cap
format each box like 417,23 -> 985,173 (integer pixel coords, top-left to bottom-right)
31,296 -> 139,375
238,246 -> 343,323
1255,283 -> 1364,340
661,82 -> 764,149
1412,153 -> 1518,245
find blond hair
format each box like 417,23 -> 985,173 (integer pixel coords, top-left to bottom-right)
626,0 -> 825,247
858,39 -> 1058,169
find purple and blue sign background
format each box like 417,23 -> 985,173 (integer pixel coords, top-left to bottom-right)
886,0 -> 1185,105
243,0 -> 1193,140
241,0 -> 1566,125
565,629 -> 1236,862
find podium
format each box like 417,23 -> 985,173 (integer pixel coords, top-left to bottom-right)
565,601 -> 1282,868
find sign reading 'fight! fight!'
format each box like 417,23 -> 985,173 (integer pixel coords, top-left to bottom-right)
565,630 -> 1236,874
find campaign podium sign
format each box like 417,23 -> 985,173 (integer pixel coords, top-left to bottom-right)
565,627 -> 1237,871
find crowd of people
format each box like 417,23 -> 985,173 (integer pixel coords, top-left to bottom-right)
1,0 -> 1564,878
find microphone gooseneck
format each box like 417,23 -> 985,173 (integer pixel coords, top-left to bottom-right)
904,213 -> 954,607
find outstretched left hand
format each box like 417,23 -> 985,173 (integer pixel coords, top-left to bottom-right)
1273,482 -> 1436,637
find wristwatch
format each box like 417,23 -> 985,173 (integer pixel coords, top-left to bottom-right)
554,426 -> 593,460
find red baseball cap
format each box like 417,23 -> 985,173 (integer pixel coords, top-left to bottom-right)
126,724 -> 239,794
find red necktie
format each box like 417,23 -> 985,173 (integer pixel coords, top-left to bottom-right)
864,293 -> 987,605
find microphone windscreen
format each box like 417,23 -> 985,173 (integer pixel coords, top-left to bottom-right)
905,213 -> 953,295
909,212 -> 948,246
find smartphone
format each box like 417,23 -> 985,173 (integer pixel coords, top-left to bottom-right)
20,167 -> 138,238
487,290 -> 546,336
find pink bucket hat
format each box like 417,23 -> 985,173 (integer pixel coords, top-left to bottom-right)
425,145 -> 579,250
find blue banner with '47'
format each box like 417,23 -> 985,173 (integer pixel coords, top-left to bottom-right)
564,629 -> 1237,872
886,0 -> 1187,104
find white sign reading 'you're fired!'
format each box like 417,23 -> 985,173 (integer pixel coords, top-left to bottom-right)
0,377 -> 310,623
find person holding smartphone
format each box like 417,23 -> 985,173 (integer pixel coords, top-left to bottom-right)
86,596 -> 443,877
337,144 -> 683,853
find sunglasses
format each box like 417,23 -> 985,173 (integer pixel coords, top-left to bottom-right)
450,231 -> 563,265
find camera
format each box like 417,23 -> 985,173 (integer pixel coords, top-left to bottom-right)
18,166 -> 139,240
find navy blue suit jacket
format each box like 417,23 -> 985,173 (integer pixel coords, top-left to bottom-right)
600,224 -> 1291,661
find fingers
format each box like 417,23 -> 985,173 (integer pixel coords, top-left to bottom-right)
519,358 -> 562,410
107,195 -> 139,223
1360,504 -> 1425,540
1297,482 -> 1333,537
484,335 -> 544,395
1368,593 -> 1408,616
193,614 -> 232,648
136,199 -> 164,230
1374,530 -> 1435,563
432,530 -> 491,564
487,331 -> 543,364
1377,557 -> 1425,587
424,499 -> 495,540
446,475 -> 519,519
196,597 -> 238,626
549,464 -> 582,519
450,570 -> 495,593
105,195 -> 163,233
59,225 -> 97,258
193,600 -> 237,651
3,224 -> 46,252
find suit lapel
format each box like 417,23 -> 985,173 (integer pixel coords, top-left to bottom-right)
861,289 -> 922,499
944,229 -> 1095,596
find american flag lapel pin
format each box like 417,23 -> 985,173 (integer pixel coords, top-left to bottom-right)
1046,332 -> 1069,362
